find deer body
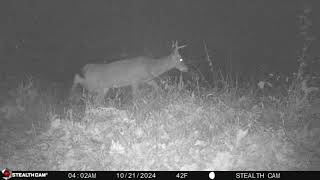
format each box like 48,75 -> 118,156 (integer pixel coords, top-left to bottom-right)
71,41 -> 187,98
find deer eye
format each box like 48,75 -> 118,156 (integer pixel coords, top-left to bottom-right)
179,58 -> 183,62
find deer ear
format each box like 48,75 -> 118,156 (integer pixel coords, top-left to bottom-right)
171,40 -> 175,49
178,45 -> 187,49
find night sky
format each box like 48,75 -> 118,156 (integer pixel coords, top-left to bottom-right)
0,1 -> 319,81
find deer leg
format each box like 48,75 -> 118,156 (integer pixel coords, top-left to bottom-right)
69,74 -> 84,103
103,88 -> 109,97
147,80 -> 160,93
131,84 -> 139,98
71,74 -> 82,93
100,88 -> 110,104
92,88 -> 108,105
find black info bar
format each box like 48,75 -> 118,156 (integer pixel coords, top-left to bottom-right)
1,171 -> 320,180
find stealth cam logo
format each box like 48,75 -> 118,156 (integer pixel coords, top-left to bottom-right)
1,168 -> 11,180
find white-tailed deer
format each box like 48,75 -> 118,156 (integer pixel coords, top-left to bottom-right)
71,41 -> 187,100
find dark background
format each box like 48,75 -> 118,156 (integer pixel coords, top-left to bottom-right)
0,0 -> 319,82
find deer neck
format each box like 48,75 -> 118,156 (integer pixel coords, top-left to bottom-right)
150,54 -> 175,77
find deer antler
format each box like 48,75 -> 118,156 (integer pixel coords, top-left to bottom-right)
172,40 -> 187,51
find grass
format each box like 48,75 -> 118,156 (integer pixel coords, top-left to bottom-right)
0,7 -> 319,171
0,68 -> 319,170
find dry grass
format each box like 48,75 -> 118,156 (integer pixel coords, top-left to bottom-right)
1,69 -> 319,170
1,6 -> 319,171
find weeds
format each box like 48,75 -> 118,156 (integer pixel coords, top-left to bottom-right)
1,5 -> 319,171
